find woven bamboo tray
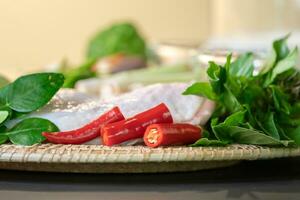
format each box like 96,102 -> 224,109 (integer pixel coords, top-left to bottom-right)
0,144 -> 299,173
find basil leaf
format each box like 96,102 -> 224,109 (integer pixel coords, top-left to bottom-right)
274,34 -> 290,61
63,58 -> 96,88
0,111 -> 9,124
0,126 -> 8,144
261,34 -> 290,74
270,85 -> 291,114
87,23 -> 146,60
223,110 -> 246,126
211,111 -> 245,142
185,35 -> 299,147
7,118 -> 59,146
214,125 -> 291,146
257,112 -> 280,140
265,47 -> 298,85
276,124 -> 291,140
220,85 -> 242,113
207,61 -> 226,94
230,52 -> 254,77
240,83 -> 264,105
224,53 -> 232,72
3,73 -> 64,112
285,126 -> 300,145
183,82 -> 217,100
191,138 -> 229,147
0,84 -> 10,105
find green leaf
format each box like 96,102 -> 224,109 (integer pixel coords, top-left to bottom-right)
265,47 -> 298,85
191,138 -> 229,147
220,85 -> 242,113
230,52 -> 254,77
3,73 -> 64,112
184,35 -> 299,147
261,34 -> 290,74
223,110 -> 246,126
214,125 -> 291,146
224,53 -> 232,72
0,84 -> 10,105
285,126 -> 300,145
273,34 -> 290,62
183,82 -> 217,100
277,112 -> 300,127
270,85 -> 291,114
276,124 -> 291,140
257,112 -> 280,140
6,118 -> 59,146
202,129 -> 210,138
211,111 -> 245,142
0,111 -> 9,124
0,126 -> 8,144
240,83 -> 264,105
63,58 -> 96,88
207,61 -> 226,94
87,22 -> 146,60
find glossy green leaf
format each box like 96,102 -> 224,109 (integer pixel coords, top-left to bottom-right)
223,110 -> 246,126
184,35 -> 299,147
0,126 -> 8,144
63,58 -> 96,88
270,85 -> 291,114
224,53 -> 232,72
285,126 -> 300,145
0,111 -> 9,124
261,34 -> 290,74
4,73 -> 64,112
7,118 -> 59,146
214,125 -> 291,146
183,82 -> 217,100
258,112 -> 280,140
87,22 -> 146,59
207,61 -> 226,94
230,52 -> 254,77
265,47 -> 298,85
220,85 -> 242,113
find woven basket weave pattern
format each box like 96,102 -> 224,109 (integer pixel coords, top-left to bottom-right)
0,144 -> 300,164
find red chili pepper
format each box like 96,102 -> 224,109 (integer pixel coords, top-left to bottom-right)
102,103 -> 173,146
42,107 -> 125,144
143,123 -> 202,148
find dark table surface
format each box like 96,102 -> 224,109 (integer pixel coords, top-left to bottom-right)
1,157 -> 300,200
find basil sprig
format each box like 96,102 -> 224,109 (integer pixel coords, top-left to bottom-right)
0,73 -> 64,145
184,35 -> 300,147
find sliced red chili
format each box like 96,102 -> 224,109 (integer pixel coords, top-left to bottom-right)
102,103 -> 173,146
43,107 -> 125,144
143,123 -> 202,148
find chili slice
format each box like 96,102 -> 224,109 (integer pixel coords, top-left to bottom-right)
102,103 -> 173,146
143,123 -> 202,148
42,107 -> 125,144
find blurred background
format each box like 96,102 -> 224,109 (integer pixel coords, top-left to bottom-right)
0,0 -> 300,80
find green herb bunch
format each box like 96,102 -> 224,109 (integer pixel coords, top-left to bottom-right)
0,73 -> 64,145
184,35 -> 300,147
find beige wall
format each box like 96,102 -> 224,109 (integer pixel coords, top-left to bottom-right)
210,0 -> 300,36
1,0 -> 300,80
0,0 -> 209,79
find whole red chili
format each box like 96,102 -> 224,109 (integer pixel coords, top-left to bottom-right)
43,107 -> 125,144
143,123 -> 202,148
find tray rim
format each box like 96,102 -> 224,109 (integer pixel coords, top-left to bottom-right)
0,144 -> 299,164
